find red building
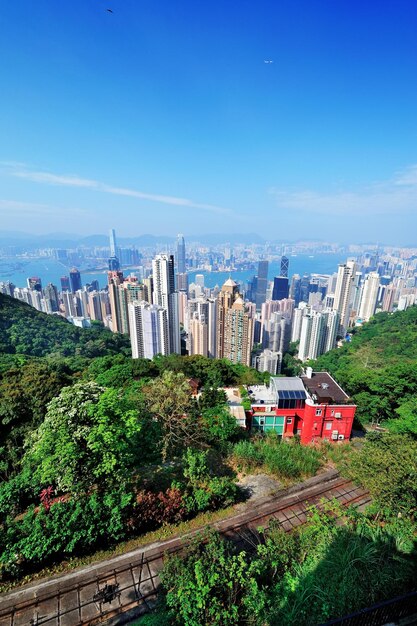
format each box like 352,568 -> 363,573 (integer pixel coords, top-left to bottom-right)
248,370 -> 356,444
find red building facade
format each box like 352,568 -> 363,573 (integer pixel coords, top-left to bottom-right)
248,371 -> 356,444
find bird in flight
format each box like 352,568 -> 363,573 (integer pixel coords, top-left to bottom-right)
107,8 -> 113,12
264,60 -> 273,64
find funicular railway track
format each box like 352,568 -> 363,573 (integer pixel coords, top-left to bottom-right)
0,470 -> 370,626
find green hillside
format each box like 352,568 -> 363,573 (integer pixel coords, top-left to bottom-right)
313,306 -> 417,434
0,293 -> 131,359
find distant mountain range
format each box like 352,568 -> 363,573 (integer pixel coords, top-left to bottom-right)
0,231 -> 267,248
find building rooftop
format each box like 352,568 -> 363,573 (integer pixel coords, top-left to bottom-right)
301,371 -> 350,405
271,377 -> 307,399
247,384 -> 277,405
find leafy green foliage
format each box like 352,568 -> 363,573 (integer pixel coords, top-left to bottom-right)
179,449 -> 238,514
314,306 -> 417,427
142,372 -> 202,461
0,293 -> 131,359
347,433 -> 417,516
151,506 -> 416,626
161,530 -> 267,626
26,382 -> 141,492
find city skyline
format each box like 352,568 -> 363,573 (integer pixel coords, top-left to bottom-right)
1,1 -> 416,243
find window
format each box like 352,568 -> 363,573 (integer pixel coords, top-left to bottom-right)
325,422 -> 333,430
315,409 -> 322,416
287,417 -> 292,424
331,410 -> 335,416
313,422 -> 318,429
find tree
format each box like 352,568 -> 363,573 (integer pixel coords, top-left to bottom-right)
26,382 -> 141,493
142,371 -> 202,461
348,433 -> 417,516
160,530 -> 267,626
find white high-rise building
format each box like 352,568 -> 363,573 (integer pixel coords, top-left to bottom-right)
333,260 -> 356,334
129,301 -> 169,359
358,272 -> 380,322
152,254 -> 181,354
298,309 -> 339,361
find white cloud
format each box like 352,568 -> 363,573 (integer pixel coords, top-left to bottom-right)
1,164 -> 232,216
270,164 -> 417,217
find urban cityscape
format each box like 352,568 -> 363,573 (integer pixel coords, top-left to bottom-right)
1,1 -> 417,624
1,229 -> 416,374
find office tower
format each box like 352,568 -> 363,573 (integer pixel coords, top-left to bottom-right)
44,283 -> 59,312
61,276 -> 70,291
108,228 -> 120,270
195,274 -> 204,288
109,228 -> 117,257
223,296 -> 254,366
280,256 -> 289,278
333,261 -> 355,334
129,301 -> 169,358
69,268 -> 82,293
177,273 -> 189,292
152,254 -> 181,353
290,274 -> 301,305
27,277 -> 42,291
255,260 -> 269,310
358,272 -> 380,321
216,278 -> 239,359
177,234 -> 186,274
272,276 -> 289,301
299,274 -> 310,303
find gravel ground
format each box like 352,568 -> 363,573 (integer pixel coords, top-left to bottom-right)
236,473 -> 282,503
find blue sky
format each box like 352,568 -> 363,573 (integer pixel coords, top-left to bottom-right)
1,0 -> 416,244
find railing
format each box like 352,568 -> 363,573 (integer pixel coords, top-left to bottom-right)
321,589 -> 417,626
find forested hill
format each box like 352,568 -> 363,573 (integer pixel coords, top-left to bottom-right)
313,306 -> 417,433
0,293 -> 130,359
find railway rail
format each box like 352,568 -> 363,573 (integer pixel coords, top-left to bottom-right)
0,471 -> 371,626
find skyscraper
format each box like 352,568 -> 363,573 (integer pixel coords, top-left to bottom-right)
69,268 -> 82,293
280,256 -> 289,278
129,300 -> 169,358
333,261 -> 356,334
109,228 -> 117,257
152,254 -> 181,354
216,279 -> 253,365
216,278 -> 239,359
223,296 -> 254,366
177,234 -> 186,274
108,228 -> 120,270
358,272 -> 380,321
272,276 -> 289,301
255,260 -> 269,310
61,276 -> 70,291
44,283 -> 59,312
